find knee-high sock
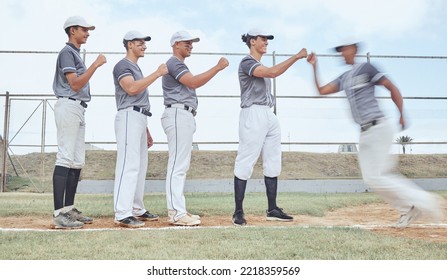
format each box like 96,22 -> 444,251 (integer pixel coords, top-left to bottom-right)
53,166 -> 70,211
65,168 -> 81,207
234,176 -> 247,212
264,176 -> 278,211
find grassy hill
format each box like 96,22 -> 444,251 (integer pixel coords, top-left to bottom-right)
7,150 -> 447,183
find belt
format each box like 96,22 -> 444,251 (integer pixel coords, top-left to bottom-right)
360,120 -> 380,132
166,104 -> 197,116
133,106 -> 152,117
59,97 -> 88,108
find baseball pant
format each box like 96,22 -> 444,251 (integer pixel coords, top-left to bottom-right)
161,107 -> 196,220
114,108 -> 148,220
359,119 -> 443,220
54,98 -> 86,169
234,105 -> 281,180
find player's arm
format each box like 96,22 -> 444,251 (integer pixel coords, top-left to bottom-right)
178,57 -> 229,89
119,64 -> 168,96
307,52 -> 338,95
66,54 -> 107,92
253,48 -> 307,78
146,127 -> 153,148
379,77 -> 405,129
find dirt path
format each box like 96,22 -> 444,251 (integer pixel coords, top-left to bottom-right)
1,203 -> 446,242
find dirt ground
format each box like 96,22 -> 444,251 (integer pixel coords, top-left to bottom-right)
1,203 -> 446,243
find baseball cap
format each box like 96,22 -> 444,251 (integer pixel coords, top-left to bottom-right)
123,30 -> 151,41
334,37 -> 361,52
63,16 -> 95,30
247,28 -> 274,40
170,30 -> 200,46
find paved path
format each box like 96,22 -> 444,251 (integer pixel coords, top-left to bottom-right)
78,178 -> 447,194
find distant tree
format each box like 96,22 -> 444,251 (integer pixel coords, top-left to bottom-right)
396,135 -> 413,154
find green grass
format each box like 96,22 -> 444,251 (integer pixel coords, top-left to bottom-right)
0,192 -> 383,218
1,192 -> 446,260
2,227 -> 446,260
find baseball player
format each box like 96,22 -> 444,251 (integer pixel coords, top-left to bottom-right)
162,30 -> 229,226
232,28 -> 307,226
307,40 -> 444,227
51,16 -> 106,229
113,31 -> 168,228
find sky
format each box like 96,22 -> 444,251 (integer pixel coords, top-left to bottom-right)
1,0 -> 447,154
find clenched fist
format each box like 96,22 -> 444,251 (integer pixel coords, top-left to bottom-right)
217,57 -> 229,70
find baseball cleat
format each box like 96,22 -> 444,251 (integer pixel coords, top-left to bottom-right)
266,207 -> 293,222
172,214 -> 201,226
395,206 -> 421,228
114,216 -> 145,228
136,211 -> 159,221
51,212 -> 84,229
232,210 -> 247,226
168,210 -> 200,224
67,208 -> 93,224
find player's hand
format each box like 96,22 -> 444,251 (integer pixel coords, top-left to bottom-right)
217,57 -> 229,70
156,63 -> 168,77
94,54 -> 107,68
297,48 -> 308,59
307,52 -> 317,65
146,128 -> 153,148
399,116 -> 406,131
147,134 -> 153,148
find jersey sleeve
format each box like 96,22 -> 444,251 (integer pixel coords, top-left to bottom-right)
167,58 -> 190,81
363,63 -> 386,85
113,61 -> 133,82
58,51 -> 77,74
240,56 -> 261,77
330,74 -> 343,90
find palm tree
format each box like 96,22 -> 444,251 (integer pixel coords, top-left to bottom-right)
396,135 -> 413,154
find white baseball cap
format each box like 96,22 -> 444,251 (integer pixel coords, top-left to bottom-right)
63,16 -> 95,30
334,37 -> 361,52
247,28 -> 274,40
123,30 -> 151,41
170,30 -> 200,46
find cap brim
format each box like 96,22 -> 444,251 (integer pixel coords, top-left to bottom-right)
185,37 -> 200,43
138,36 -> 151,41
249,34 -> 274,40
334,43 -> 357,52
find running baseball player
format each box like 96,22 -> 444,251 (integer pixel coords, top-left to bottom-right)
113,31 -> 168,228
307,39 -> 444,227
162,30 -> 229,226
232,28 -> 307,226
51,16 -> 106,229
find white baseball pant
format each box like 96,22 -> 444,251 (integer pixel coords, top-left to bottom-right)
54,98 -> 86,169
161,107 -> 196,220
114,108 -> 148,220
359,119 -> 443,220
234,105 -> 281,180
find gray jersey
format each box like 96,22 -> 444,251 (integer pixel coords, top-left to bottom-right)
113,58 -> 150,111
331,62 -> 386,125
52,43 -> 91,102
238,55 -> 274,108
162,56 -> 198,110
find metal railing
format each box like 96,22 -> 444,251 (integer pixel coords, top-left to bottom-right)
1,49 -> 447,191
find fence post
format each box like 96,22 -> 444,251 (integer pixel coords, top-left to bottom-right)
367,52 -> 371,63
272,51 -> 277,115
1,91 -> 10,192
82,48 -> 87,63
41,99 -> 47,154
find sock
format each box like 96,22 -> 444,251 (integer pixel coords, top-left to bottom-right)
234,176 -> 247,212
264,176 -> 278,212
65,168 -> 81,207
52,166 -> 70,213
